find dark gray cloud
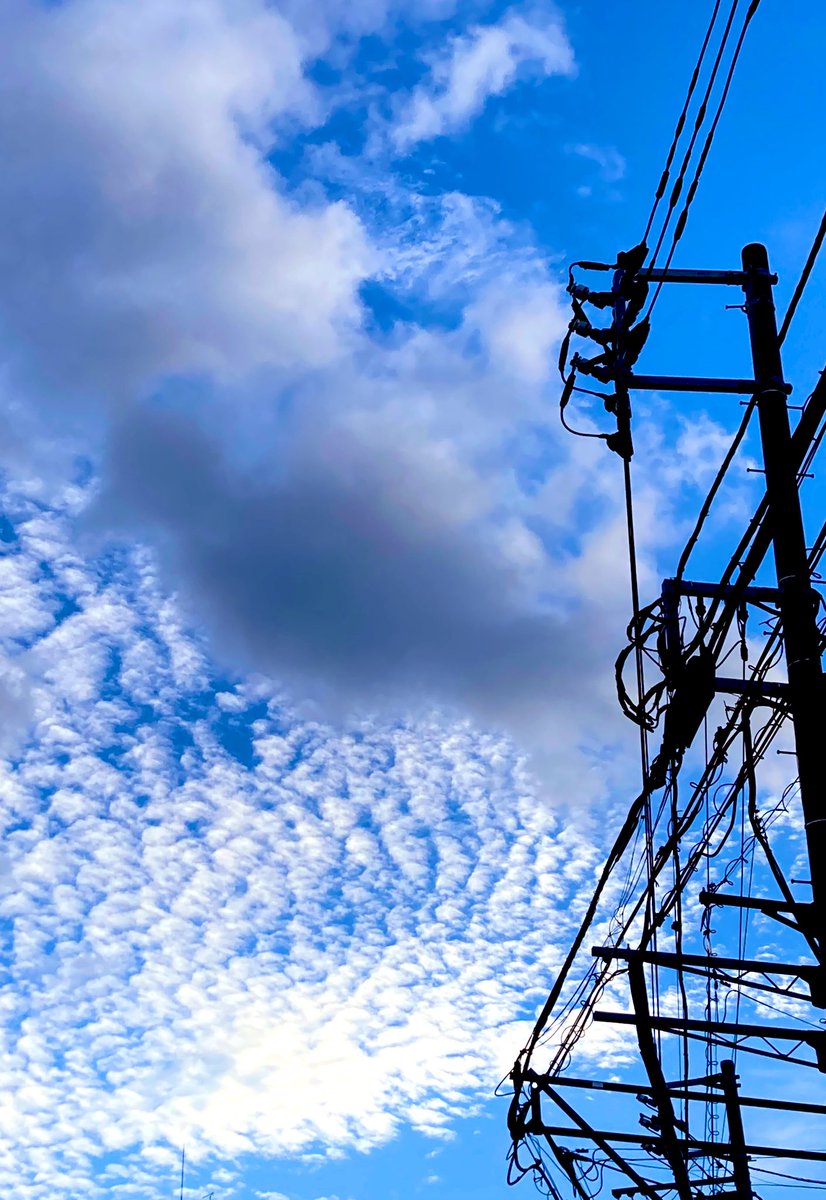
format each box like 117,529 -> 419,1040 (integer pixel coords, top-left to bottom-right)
95,407 -> 618,740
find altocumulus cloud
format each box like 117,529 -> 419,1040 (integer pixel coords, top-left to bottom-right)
0,474 -> 607,1197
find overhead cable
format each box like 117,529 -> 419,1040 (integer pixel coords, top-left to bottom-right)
778,207 -> 826,347
675,397 -> 756,581
641,0 -> 725,246
647,0 -> 742,272
648,0 -> 763,317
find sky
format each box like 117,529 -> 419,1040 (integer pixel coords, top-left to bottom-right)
0,1 -> 825,1198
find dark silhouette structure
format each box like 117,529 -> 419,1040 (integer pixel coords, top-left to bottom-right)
505,240 -> 826,1199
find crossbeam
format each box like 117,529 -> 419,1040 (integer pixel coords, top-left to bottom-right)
535,1074 -> 826,1116
537,1125 -> 826,1162
635,268 -> 775,285
592,946 -> 816,978
592,1010 -> 823,1047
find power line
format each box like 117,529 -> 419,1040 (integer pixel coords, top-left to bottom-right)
778,207 -> 826,346
647,0 -> 742,272
641,0 -> 725,246
675,396 -> 756,581
647,0 -> 763,317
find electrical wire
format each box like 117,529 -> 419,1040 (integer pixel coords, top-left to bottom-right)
646,0 -> 742,273
778,207 -> 826,347
752,1167 -> 826,1186
512,587 -> 824,1192
514,196 -> 826,1200
648,0 -> 763,318
641,0 -> 725,246
675,397 -> 756,581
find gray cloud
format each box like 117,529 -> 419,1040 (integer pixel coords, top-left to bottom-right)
96,407 -> 616,744
0,0 -> 626,765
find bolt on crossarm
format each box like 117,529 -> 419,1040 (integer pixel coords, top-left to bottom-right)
741,241 -> 825,957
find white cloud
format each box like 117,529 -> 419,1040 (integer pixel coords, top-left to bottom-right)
0,474 -> 616,1198
391,7 -> 576,150
567,142 -> 626,184
0,0 -> 601,755
0,439 -> 764,1195
0,0 -> 372,407
0,6 -> 783,1196
464,278 -> 570,384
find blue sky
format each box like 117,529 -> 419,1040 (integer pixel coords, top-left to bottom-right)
0,1 -> 825,1198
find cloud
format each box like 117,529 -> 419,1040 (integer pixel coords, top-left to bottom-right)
4,464 -> 794,1197
0,0 -> 745,773
0,3 -> 800,1200
567,142 -> 626,184
0,473 -> 612,1197
0,0 -> 371,407
95,396 -> 623,769
0,0 -> 599,756
88,234 -> 625,766
391,6 -> 575,150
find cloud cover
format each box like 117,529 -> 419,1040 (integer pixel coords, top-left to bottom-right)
0,0 -> 600,750
390,6 -> 576,150
0,1 -> 778,1196
0,5 -> 647,1191
0,476 -> 610,1197
0,0 -> 369,403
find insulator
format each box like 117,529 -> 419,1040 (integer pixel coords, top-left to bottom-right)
583,289 -> 616,310
568,282 -> 590,301
615,240 -> 648,276
570,352 -> 604,378
623,279 -> 649,323
622,317 -> 651,367
569,316 -> 592,336
588,326 -> 615,349
571,354 -> 615,384
607,427 -> 633,461
661,645 -> 716,754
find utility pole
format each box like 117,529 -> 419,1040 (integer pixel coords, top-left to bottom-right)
508,241 -> 826,1200
741,242 -> 825,952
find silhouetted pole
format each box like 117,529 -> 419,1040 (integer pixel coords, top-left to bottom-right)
742,242 -> 825,953
720,1059 -> 753,1199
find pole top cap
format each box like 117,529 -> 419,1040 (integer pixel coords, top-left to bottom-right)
742,242 -> 770,272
